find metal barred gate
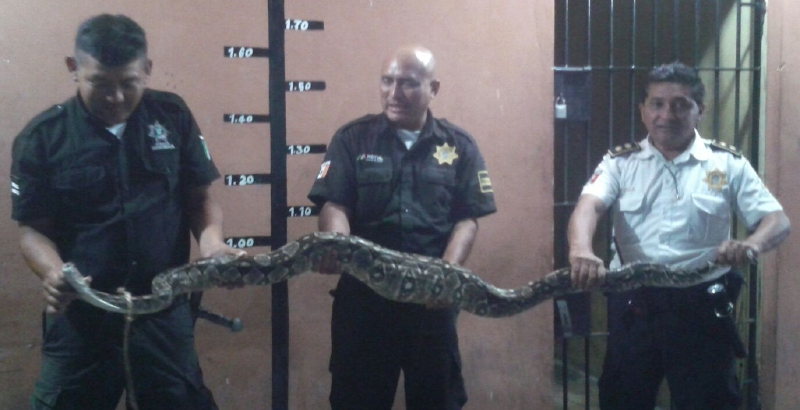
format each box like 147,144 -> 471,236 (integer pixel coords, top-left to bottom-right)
552,0 -> 766,408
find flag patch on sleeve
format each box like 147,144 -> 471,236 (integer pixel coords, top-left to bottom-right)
478,170 -> 493,193
317,161 -> 331,179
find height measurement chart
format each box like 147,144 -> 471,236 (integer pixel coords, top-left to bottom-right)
286,81 -> 326,92
286,205 -> 319,217
224,46 -> 270,58
220,3 -> 326,408
225,236 -> 272,249
224,174 -> 272,186
224,114 -> 270,123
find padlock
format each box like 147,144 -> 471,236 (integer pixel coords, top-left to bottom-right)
555,95 -> 567,119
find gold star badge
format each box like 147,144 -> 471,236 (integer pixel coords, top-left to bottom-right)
703,168 -> 728,191
433,143 -> 459,165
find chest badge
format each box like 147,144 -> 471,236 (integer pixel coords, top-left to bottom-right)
148,121 -> 176,151
703,168 -> 728,191
433,143 -> 459,165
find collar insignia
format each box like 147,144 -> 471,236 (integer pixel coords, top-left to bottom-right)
148,121 -> 176,151
703,168 -> 728,191
433,143 -> 459,165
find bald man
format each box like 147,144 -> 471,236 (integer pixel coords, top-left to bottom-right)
308,45 -> 497,410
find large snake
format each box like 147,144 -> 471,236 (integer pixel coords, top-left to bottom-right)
63,232 -> 721,318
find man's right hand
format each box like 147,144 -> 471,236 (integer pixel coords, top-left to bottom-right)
568,251 -> 606,290
313,249 -> 343,275
42,267 -> 83,315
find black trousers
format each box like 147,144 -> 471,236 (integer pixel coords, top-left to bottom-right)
31,299 -> 217,410
329,274 -> 467,410
598,272 -> 744,410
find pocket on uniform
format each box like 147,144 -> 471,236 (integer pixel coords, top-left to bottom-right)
142,150 -> 180,191
419,167 -> 456,186
355,161 -> 393,218
418,166 -> 456,211
31,378 -> 62,408
52,166 -> 106,190
689,194 -> 731,243
615,194 -> 645,244
618,193 -> 645,212
51,166 -> 109,213
356,166 -> 392,184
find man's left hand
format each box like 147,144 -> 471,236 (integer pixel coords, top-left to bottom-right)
200,242 -> 247,260
199,242 -> 248,289
716,240 -> 758,267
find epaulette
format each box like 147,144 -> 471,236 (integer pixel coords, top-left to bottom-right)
436,118 -> 476,144
143,89 -> 187,112
339,114 -> 378,131
608,142 -> 642,158
437,118 -> 468,136
709,140 -> 742,158
19,104 -> 67,135
34,104 -> 67,124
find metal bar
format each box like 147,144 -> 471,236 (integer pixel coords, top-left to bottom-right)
585,119 -> 592,183
673,0 -> 679,62
563,124 -> 569,203
561,331 -> 611,339
553,66 -> 757,72
747,2 -> 766,408
587,0 -> 593,66
565,0 -> 570,65
584,336 -> 591,410
268,0 -> 290,408
695,0 -> 700,64
630,0 -> 638,142
562,337 -> 569,409
652,0 -> 657,65
608,0 -> 615,149
714,0 -> 721,140
735,0 -> 742,141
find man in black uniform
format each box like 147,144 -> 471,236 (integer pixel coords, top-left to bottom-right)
11,14 -> 242,410
308,45 -> 497,410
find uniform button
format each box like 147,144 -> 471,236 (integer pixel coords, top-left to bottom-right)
131,261 -> 138,267
404,209 -> 410,213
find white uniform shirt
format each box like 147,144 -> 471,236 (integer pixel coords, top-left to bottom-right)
581,131 -> 783,284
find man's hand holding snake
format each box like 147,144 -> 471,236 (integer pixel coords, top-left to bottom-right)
569,250 -> 607,291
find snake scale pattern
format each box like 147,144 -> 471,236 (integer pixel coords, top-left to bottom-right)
63,232 -> 719,317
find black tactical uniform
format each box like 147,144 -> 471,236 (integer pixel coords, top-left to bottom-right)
308,112 -> 497,410
12,89 -> 219,410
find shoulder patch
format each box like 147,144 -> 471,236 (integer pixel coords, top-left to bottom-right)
709,140 -> 742,158
608,142 -> 642,158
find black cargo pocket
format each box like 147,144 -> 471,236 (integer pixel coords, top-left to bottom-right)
31,379 -> 62,409
142,150 -> 180,192
52,166 -> 108,209
419,166 -> 456,211
355,161 -> 393,219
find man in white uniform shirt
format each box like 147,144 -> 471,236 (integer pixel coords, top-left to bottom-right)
568,62 -> 790,409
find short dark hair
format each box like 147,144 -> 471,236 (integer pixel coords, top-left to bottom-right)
75,14 -> 147,67
643,62 -> 705,105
